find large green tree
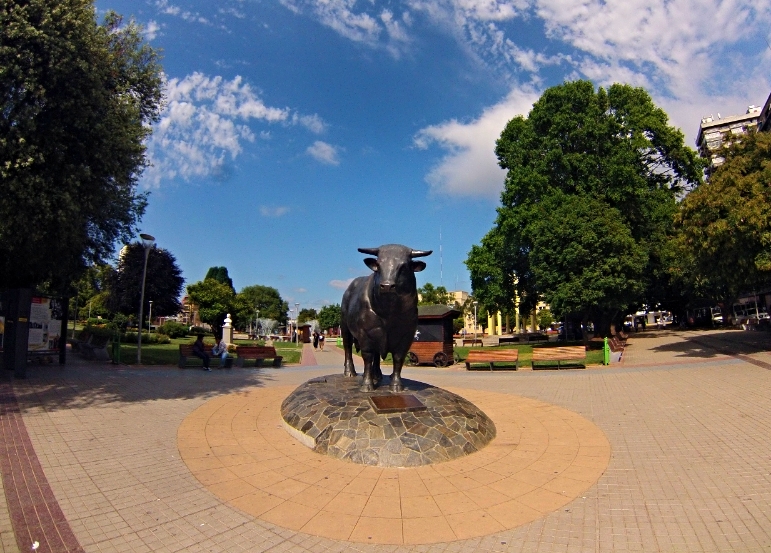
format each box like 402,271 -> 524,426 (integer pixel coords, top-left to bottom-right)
205,267 -> 234,291
675,130 -> 771,320
318,303 -> 341,331
187,279 -> 235,338
297,308 -> 317,324
233,284 -> 288,329
106,242 -> 184,321
0,2 -> 163,290
417,283 -> 453,306
468,80 -> 703,335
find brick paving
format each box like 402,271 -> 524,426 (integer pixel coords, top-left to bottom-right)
0,329 -> 771,551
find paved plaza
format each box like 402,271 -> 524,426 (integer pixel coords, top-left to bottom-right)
2,329 -> 771,552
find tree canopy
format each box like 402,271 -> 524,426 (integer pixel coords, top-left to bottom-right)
205,267 -> 234,292
467,80 -> 703,335
675,130 -> 771,315
318,304 -> 341,331
0,2 -> 163,290
417,283 -> 453,306
107,242 -> 184,320
297,308 -> 317,324
187,279 -> 234,338
233,284 -> 288,328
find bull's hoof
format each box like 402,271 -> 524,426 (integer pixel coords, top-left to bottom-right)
360,380 -> 375,393
389,377 -> 404,393
343,363 -> 357,377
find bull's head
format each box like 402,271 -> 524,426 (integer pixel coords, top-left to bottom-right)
358,244 -> 432,295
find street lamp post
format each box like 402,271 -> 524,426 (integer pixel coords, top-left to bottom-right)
254,308 -> 259,340
136,233 -> 155,364
295,303 -> 300,344
148,300 -> 153,333
473,301 -> 478,344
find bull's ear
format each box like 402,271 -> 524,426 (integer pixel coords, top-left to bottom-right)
364,258 -> 379,272
412,261 -> 426,272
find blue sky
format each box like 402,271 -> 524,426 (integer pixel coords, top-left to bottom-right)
96,0 -> 771,313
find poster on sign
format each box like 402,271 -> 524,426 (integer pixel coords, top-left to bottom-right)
28,297 -> 63,352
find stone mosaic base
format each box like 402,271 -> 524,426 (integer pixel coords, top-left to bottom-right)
280,374 -> 496,467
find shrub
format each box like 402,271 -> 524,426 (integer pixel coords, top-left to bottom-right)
189,326 -> 212,336
122,332 -> 171,344
111,313 -> 131,331
159,321 -> 188,339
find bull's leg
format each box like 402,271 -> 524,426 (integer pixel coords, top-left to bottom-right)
372,356 -> 383,387
341,325 -> 356,377
360,351 -> 375,392
390,353 -> 405,392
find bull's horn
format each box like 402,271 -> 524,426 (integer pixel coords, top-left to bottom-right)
410,249 -> 433,258
358,247 -> 380,255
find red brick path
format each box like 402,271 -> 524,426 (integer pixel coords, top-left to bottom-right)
0,381 -> 83,553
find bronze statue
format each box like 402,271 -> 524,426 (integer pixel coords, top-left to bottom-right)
340,244 -> 431,392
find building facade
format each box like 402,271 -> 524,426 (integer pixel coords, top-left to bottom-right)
696,105 -> 761,175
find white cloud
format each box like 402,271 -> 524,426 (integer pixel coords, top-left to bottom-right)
280,0 -> 412,56
259,206 -> 290,217
329,278 -> 354,290
414,86 -> 538,198
281,0 -> 381,43
535,0 -> 771,98
143,73 -> 327,187
306,141 -> 341,165
154,0 -> 210,24
292,113 -> 326,134
143,20 -> 161,40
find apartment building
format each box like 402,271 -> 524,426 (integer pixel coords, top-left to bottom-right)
695,105 -> 761,175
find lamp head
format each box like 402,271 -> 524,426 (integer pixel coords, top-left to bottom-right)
139,233 -> 155,249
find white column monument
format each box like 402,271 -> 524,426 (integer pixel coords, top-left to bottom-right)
222,313 -> 233,345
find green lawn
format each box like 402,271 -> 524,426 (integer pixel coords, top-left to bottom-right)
115,337 -> 302,365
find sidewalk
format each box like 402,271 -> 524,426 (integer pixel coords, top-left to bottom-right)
2,329 -> 771,551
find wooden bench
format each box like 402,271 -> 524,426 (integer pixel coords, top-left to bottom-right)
461,338 -> 483,347
235,346 -> 283,367
465,349 -> 519,371
531,346 -> 586,369
178,344 -> 227,368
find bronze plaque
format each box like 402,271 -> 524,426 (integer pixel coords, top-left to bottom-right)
369,394 -> 426,414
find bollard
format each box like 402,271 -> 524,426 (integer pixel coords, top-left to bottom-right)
603,337 -> 610,365
111,331 -> 121,364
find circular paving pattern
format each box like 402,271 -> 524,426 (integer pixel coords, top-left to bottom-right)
177,385 -> 610,545
280,375 -> 496,467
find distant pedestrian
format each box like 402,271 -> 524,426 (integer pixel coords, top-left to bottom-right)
318,332 -> 325,351
192,335 -> 211,371
312,331 -> 319,350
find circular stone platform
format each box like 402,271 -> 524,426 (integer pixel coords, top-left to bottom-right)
177,386 -> 611,544
280,375 -> 496,467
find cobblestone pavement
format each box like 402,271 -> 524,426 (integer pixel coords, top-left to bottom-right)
2,329 -> 771,552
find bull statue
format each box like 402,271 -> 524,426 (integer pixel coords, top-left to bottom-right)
341,244 -> 432,392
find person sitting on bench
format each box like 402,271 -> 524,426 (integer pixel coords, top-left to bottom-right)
192,335 -> 211,371
212,336 -> 231,367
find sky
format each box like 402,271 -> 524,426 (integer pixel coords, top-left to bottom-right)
95,0 -> 771,314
